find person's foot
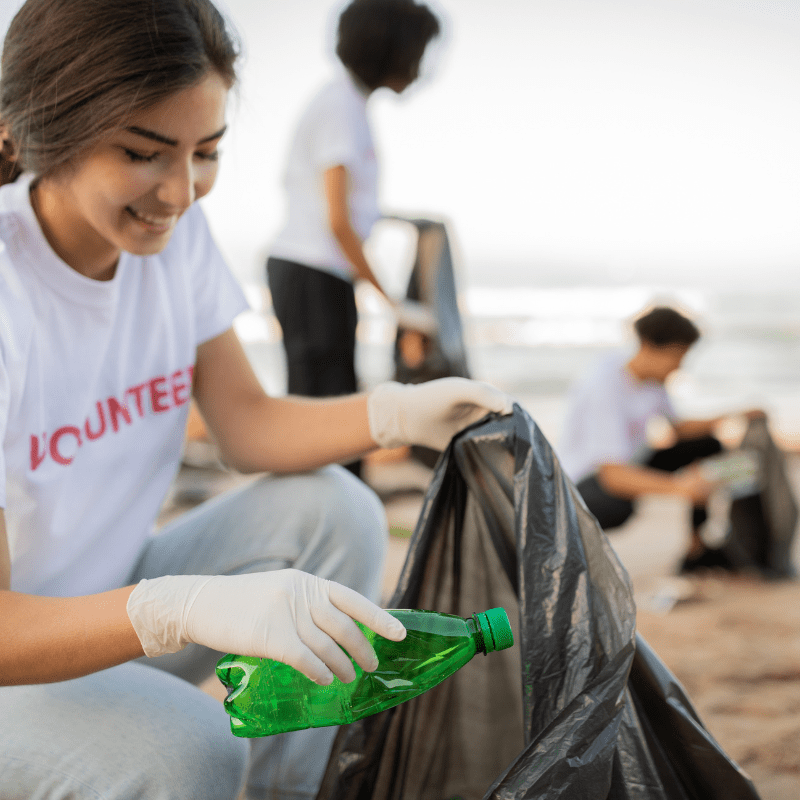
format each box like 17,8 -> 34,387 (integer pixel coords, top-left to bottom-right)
678,546 -> 735,575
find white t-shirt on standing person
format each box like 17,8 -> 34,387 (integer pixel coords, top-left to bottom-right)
269,67 -> 381,281
558,349 -> 678,484
0,174 -> 249,597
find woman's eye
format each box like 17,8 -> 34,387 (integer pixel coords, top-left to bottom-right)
196,150 -> 220,162
123,148 -> 158,163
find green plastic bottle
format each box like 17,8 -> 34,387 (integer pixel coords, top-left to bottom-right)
215,607 -> 514,738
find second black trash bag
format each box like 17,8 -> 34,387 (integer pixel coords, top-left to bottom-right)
392,217 -> 471,469
316,405 -> 761,800
723,416 -> 798,578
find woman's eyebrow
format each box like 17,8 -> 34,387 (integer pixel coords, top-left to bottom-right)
124,125 -> 227,146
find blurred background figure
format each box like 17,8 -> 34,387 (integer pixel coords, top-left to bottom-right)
391,217 -> 471,468
558,305 -> 767,573
266,0 -> 440,477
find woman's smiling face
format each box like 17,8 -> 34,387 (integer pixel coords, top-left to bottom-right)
33,70 -> 229,280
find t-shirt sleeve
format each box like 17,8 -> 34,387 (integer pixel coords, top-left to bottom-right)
0,348 -> 9,509
183,204 -> 250,346
309,93 -> 359,171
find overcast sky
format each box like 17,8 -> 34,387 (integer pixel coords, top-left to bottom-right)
2,0 -> 799,290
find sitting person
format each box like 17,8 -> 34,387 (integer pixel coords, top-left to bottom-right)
558,305 -> 765,572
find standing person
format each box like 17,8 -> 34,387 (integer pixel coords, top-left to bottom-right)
558,305 -> 765,573
0,2 -> 512,799
266,0 -> 441,476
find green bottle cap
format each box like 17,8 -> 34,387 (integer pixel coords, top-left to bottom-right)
475,608 -> 514,653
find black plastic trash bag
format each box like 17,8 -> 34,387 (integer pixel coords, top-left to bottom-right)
316,406 -> 761,800
391,217 -> 471,386
391,217 -> 471,469
723,417 -> 798,578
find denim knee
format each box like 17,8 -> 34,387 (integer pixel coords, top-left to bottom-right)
0,664 -> 249,800
280,465 -> 388,603
319,466 -> 388,561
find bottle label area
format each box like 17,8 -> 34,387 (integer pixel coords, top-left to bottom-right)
216,609 -> 481,737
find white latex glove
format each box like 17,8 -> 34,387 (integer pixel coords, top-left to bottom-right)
393,299 -> 439,336
367,377 -> 514,451
127,569 -> 407,685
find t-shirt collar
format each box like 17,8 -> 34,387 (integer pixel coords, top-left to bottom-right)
13,173 -> 126,309
342,66 -> 372,100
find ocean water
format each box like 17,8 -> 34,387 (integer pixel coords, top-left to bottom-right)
236,280 -> 800,448
460,284 -> 800,445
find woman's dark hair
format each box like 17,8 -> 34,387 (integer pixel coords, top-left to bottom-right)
0,0 -> 239,186
336,0 -> 440,91
634,306 -> 701,348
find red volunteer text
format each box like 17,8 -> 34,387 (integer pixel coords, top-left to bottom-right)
30,365 -> 194,470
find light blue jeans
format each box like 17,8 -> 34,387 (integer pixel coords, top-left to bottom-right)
0,466 -> 388,800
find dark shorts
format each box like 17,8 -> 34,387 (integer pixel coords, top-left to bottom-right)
267,257 -> 358,397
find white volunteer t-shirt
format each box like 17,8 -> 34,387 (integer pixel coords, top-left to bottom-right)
0,174 -> 248,597
269,68 -> 380,281
557,350 -> 678,483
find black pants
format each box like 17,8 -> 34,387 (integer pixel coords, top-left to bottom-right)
576,436 -> 723,531
267,257 -> 358,396
267,257 -> 361,476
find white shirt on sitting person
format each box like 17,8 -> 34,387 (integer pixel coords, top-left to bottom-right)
558,349 -> 678,484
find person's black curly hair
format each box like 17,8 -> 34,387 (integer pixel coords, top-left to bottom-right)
336,0 -> 440,91
634,306 -> 701,348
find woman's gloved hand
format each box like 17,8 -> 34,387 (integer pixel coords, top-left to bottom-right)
367,377 -> 514,451
127,569 -> 406,685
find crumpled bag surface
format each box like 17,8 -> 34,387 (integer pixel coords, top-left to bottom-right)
316,405 -> 761,800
